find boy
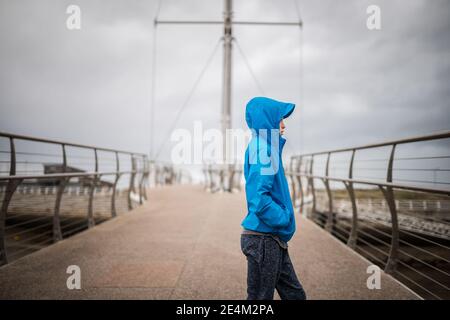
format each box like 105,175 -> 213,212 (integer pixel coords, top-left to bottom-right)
241,96 -> 307,300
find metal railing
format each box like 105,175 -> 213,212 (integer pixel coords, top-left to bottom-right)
287,131 -> 450,299
203,163 -> 243,193
0,132 -> 150,266
151,162 -> 192,186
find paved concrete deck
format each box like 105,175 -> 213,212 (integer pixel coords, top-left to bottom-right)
0,185 -> 420,299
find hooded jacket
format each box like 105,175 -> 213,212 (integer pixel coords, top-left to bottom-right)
241,96 -> 296,243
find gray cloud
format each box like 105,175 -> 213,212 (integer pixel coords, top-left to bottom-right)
0,0 -> 449,167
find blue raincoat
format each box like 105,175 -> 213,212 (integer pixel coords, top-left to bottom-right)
241,97 -> 296,243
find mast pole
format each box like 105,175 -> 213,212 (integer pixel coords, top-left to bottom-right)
222,0 -> 233,167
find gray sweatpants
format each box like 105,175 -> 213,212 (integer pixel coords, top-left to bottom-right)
241,234 -> 307,300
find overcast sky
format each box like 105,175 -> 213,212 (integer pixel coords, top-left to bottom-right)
0,0 -> 449,166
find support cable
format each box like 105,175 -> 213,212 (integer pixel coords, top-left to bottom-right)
233,38 -> 265,96
154,38 -> 222,160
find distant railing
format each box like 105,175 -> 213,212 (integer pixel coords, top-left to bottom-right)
287,131 -> 450,299
203,163 -> 242,193
152,161 -> 192,186
0,132 -> 150,266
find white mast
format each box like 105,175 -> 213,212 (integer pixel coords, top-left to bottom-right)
222,0 -> 233,167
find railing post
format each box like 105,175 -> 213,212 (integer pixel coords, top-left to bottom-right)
138,155 -> 146,204
310,155 -> 316,213
231,163 -> 235,191
154,164 -> 160,187
227,162 -> 234,192
148,160 -> 154,189
111,151 -> 120,217
153,163 -> 157,187
209,165 -> 214,191
237,165 -> 243,191
53,144 -> 66,242
202,165 -> 207,190
0,137 -> 22,266
87,148 -> 98,228
346,149 -> 358,248
324,152 -> 334,232
289,157 -> 297,206
382,144 -> 399,274
219,166 -> 225,191
143,156 -> 149,200
208,165 -> 212,191
158,164 -> 162,186
297,156 -> 304,214
128,155 -> 137,210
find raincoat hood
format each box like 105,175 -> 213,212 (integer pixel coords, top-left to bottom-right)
245,96 -> 295,131
245,96 -> 295,155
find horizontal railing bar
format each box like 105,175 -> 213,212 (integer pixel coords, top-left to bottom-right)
357,228 -> 391,247
0,131 -> 147,156
355,212 -> 449,229
5,215 -> 53,229
390,178 -> 450,185
60,219 -> 89,231
356,237 -> 390,257
312,215 -> 327,224
395,155 -> 450,161
398,249 -> 450,277
293,131 -> 450,158
12,151 -> 60,157
331,223 -> 351,236
7,237 -> 54,259
8,170 -> 46,173
339,219 -> 392,247
354,219 -> 393,239
397,260 -> 450,290
333,229 -> 350,240
62,224 -> 89,235
393,168 -> 450,172
399,238 -> 450,263
339,208 -> 449,237
0,171 -> 143,181
350,158 -> 390,162
332,230 -> 348,242
287,173 -> 450,196
7,221 -> 56,238
9,216 -> 86,235
356,246 -> 386,266
8,229 -> 54,246
329,167 -> 450,172
398,229 -> 450,250
312,155 -> 450,163
394,271 -> 439,300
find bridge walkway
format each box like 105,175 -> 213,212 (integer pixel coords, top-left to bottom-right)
0,185 -> 419,299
